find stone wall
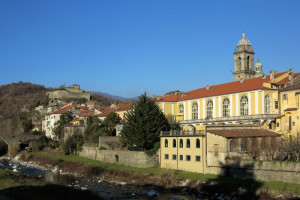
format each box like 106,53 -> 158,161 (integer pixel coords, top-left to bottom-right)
47,86 -> 90,100
79,145 -> 158,168
99,136 -> 120,150
64,126 -> 86,141
205,160 -> 300,184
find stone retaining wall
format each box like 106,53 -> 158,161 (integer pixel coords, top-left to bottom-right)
206,160 -> 300,184
79,145 -> 158,168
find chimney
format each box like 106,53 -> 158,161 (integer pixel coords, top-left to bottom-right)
270,70 -> 275,81
240,78 -> 244,84
262,74 -> 267,79
206,85 -> 210,90
289,68 -> 294,85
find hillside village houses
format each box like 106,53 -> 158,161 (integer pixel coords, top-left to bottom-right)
156,33 -> 300,173
43,90 -> 133,139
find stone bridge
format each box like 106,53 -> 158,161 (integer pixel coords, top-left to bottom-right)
0,134 -> 40,156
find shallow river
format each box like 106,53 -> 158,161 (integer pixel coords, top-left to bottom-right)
0,158 -> 200,200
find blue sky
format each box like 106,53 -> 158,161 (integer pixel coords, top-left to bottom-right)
1,1 -> 300,98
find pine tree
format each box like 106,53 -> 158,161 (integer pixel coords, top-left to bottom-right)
121,93 -> 169,150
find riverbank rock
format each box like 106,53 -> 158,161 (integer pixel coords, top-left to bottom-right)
147,189 -> 158,197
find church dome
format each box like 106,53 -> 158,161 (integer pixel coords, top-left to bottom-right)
255,58 -> 262,66
238,33 -> 251,46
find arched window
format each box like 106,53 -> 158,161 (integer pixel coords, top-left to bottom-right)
265,95 -> 271,114
240,95 -> 248,116
165,139 -> 168,148
192,102 -> 198,120
246,56 -> 250,70
223,98 -> 230,117
173,139 -> 176,148
207,100 -> 213,118
186,139 -> 190,148
196,139 -> 200,148
179,139 -> 183,148
239,57 -> 241,70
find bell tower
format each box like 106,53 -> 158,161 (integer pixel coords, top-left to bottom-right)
233,33 -> 256,81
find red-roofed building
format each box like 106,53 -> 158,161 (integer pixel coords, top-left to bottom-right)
158,33 -> 299,174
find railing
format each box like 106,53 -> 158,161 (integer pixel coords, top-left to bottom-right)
161,130 -> 205,136
179,114 -> 280,124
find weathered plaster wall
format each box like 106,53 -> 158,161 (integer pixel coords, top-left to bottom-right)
79,145 -> 158,168
205,160 -> 300,184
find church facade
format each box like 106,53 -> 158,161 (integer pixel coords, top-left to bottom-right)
156,34 -> 299,173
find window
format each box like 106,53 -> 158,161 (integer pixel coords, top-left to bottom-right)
179,139 -> 183,148
240,138 -> 248,151
283,94 -> 288,101
293,122 -> 295,126
214,144 -> 219,156
240,95 -> 248,116
223,98 -> 230,117
186,139 -> 190,148
196,139 -> 200,148
179,104 -> 184,118
207,100 -> 213,118
164,139 -> 168,148
192,102 -> 198,120
265,95 -> 271,114
230,139 -> 238,152
172,154 -> 177,160
277,123 -> 280,127
164,154 -> 169,160
186,155 -> 191,161
275,101 -> 279,109
173,139 -> 176,148
289,116 -> 292,131
195,156 -> 201,162
179,155 -> 183,160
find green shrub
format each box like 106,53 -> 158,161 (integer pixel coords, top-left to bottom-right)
145,142 -> 160,156
63,135 -> 84,155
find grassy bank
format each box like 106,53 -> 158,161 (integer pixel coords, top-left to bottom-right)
26,152 -> 300,196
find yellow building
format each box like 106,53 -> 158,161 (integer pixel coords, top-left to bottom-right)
276,76 -> 300,137
156,34 -> 299,173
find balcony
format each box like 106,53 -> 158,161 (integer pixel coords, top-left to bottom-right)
179,114 -> 280,125
161,130 -> 205,137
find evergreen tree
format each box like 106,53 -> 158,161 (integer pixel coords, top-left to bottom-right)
121,93 -> 169,150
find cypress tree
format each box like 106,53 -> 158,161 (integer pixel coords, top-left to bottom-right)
121,93 -> 169,150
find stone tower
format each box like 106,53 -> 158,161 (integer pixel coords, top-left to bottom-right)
254,58 -> 263,77
233,33 -> 256,81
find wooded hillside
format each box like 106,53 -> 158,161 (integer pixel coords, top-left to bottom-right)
0,82 -> 47,134
0,82 -> 126,134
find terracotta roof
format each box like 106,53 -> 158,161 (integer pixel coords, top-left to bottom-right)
95,107 -> 115,118
208,129 -> 281,138
277,72 -> 300,86
116,103 -> 133,111
80,112 -> 95,118
50,104 -> 73,114
156,71 -> 293,102
284,108 -> 298,111
71,118 -> 81,122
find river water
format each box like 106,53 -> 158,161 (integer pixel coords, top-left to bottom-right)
0,158 -> 200,200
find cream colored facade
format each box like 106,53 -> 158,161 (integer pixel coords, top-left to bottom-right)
276,87 -> 300,137
160,135 -> 206,173
157,88 -> 280,131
